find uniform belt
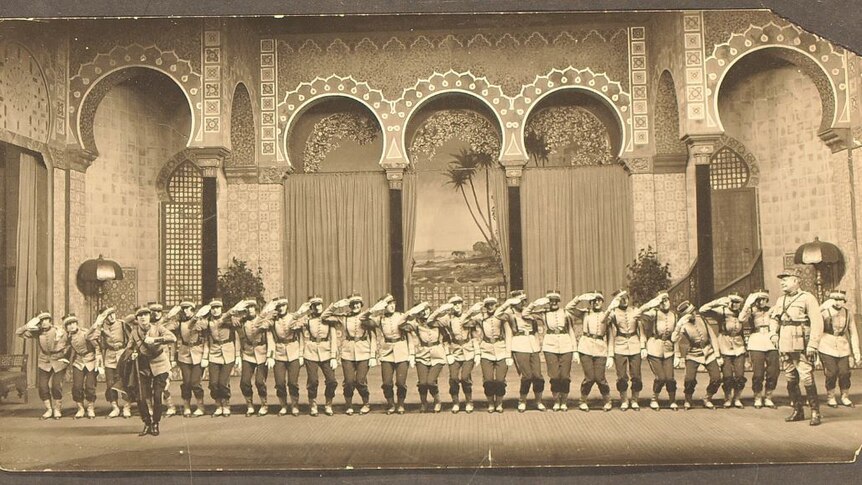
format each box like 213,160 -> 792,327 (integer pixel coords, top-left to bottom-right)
419,340 -> 441,347
483,336 -> 504,344
780,320 -> 808,327
653,334 -> 673,342
309,336 -> 329,343
211,337 -> 232,344
452,338 -> 471,345
583,332 -> 606,339
346,335 -> 367,342
689,341 -> 707,349
616,330 -> 637,338
108,343 -> 124,351
275,337 -> 299,344
547,328 -> 568,335
512,330 -> 532,337
384,336 -> 405,343
182,339 -> 203,347
827,329 -> 848,337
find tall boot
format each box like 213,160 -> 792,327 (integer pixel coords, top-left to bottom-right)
52,400 -> 63,419
806,386 -> 822,426
74,402 -> 86,419
826,389 -> 838,408
41,400 -> 53,420
534,391 -> 546,411
619,390 -> 630,411
138,419 -> 152,437
785,387 -> 805,422
630,391 -> 640,411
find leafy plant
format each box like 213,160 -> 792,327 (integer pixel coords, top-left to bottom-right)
625,246 -> 672,306
524,105 -> 614,167
216,257 -> 266,309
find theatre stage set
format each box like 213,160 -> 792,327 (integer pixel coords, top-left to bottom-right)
0,8 -> 862,470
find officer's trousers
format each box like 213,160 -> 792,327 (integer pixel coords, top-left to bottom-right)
104,367 -> 121,402
613,353 -> 643,393
274,359 -> 301,400
306,359 -> 337,401
178,362 -> 204,401
821,354 -> 851,391
416,362 -> 443,400
721,353 -> 747,394
512,351 -> 545,395
37,368 -> 66,401
683,359 -> 722,397
341,359 -> 370,402
448,359 -> 474,399
381,361 -> 409,401
749,350 -> 779,393
647,355 -> 677,396
579,353 -> 610,397
480,358 -> 508,398
138,371 -> 168,425
208,362 -> 233,401
71,367 -> 97,403
782,351 -> 816,388
545,351 -> 573,394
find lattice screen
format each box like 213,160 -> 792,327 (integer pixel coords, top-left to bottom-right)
162,161 -> 203,306
709,147 -> 750,190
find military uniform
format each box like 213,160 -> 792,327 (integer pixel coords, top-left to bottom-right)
672,302 -> 722,409
770,268 -> 824,425
498,291 -> 545,412
523,291 -> 577,411
700,295 -> 747,408
469,298 -> 512,413
635,294 -> 679,410
366,295 -> 414,414
740,291 -> 779,408
818,291 -> 860,407
126,307 -> 177,436
96,308 -> 132,417
17,313 -> 69,419
205,303 -> 242,416
569,294 -> 613,411
270,298 -> 305,415
148,302 -> 176,417
438,296 -> 479,413
238,303 -> 275,416
410,313 -> 446,413
607,300 -> 645,410
163,302 -> 209,416
64,315 -> 101,418
323,295 -> 377,414
301,297 -> 339,416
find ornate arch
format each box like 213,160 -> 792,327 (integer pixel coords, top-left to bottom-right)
706,22 -> 847,133
278,75 -> 390,169
156,148 -> 199,203
0,41 -> 52,144
394,70 -> 508,164
515,67 -> 632,160
712,134 -> 760,188
70,44 -> 201,155
225,82 -> 256,168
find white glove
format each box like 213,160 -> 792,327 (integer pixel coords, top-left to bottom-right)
408,355 -> 416,368
195,305 -> 211,319
446,354 -> 456,365
473,354 -> 481,365
640,348 -> 647,359
97,366 -> 105,376
854,354 -> 861,368
505,357 -> 514,367
673,356 -> 681,368
131,352 -> 138,361
330,358 -> 338,370
167,305 -> 182,320
369,358 -> 379,368
58,358 -> 70,365
25,317 -> 40,332
144,336 -> 156,345
296,302 -> 311,316
573,352 -> 581,364
605,358 -> 614,369
200,358 -> 209,369
266,357 -> 275,369
298,357 -> 304,367
716,356 -> 725,367
234,357 -> 242,368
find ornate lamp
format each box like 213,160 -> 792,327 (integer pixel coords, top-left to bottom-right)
77,255 -> 124,311
793,237 -> 843,301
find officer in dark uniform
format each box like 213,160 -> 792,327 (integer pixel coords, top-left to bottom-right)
126,305 -> 177,436
672,301 -> 722,410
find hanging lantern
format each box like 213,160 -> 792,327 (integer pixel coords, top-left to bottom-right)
77,255 -> 124,283
793,237 -> 843,302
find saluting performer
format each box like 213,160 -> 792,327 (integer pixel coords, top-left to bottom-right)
204,299 -> 246,417
125,305 -> 177,436
237,299 -> 275,416
569,292 -> 616,412
496,290 -> 546,413
365,294 -> 414,415
64,314 -> 101,419
818,290 -> 860,408
672,301 -> 722,410
301,296 -> 339,416
17,311 -> 69,419
269,297 -> 308,416
606,290 -> 646,411
466,297 -> 513,413
740,290 -> 780,409
323,293 -> 377,415
633,292 -> 679,411
147,302 -> 177,417
437,295 -> 479,414
523,290 -> 577,411
163,302 -> 209,417
770,268 -> 824,426
94,307 -> 133,418
699,293 -> 747,409
408,301 -> 447,413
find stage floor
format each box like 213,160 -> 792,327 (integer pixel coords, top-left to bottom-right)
0,367 -> 860,471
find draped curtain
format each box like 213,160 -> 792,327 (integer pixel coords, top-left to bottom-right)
283,172 -> 390,306
489,167 -> 510,285
12,151 -> 39,356
401,171 -> 417,306
521,165 -> 634,300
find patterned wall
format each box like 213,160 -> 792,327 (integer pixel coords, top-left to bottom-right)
653,173 -> 690,279
103,267 -> 137,319
0,42 -> 51,144
224,183 -> 283,299
52,168 -> 65,316
202,26 -> 222,137
225,83 -> 255,167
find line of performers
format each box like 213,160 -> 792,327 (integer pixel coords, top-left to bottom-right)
16,267 -> 859,435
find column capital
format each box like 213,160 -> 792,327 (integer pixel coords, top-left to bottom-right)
500,159 -> 528,187
66,145 -> 98,173
683,133 -> 723,166
818,126 -> 852,153
189,146 -> 231,177
385,166 -> 405,190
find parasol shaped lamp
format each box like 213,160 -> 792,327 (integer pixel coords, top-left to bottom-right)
77,255 -> 124,311
793,237 -> 843,302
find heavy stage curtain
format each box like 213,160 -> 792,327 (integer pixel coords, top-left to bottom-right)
521,165 -> 634,300
490,168 -> 510,283
13,152 -> 39,355
402,171 -> 417,305
283,172 -> 390,306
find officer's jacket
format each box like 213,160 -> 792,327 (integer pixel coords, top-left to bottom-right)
819,306 -> 861,358
607,308 -> 644,357
205,313 -> 239,364
67,326 -> 100,371
701,307 -> 746,357
637,309 -> 678,359
301,315 -> 338,362
164,316 -> 209,365
410,320 -> 447,366
523,307 -> 577,354
672,314 -> 718,364
98,320 -> 128,368
438,313 -> 478,361
323,310 -> 377,362
367,312 -> 413,363
769,291 -> 824,353
16,325 -> 70,372
571,307 -> 612,357
740,306 -> 779,352
127,323 -> 177,376
469,312 -> 512,361
497,308 -> 541,354
239,315 -> 274,364
271,312 -> 304,362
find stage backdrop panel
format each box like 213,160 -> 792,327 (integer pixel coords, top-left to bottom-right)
521,165 -> 634,301
283,172 -> 390,307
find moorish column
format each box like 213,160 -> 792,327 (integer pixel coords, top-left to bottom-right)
683,134 -> 719,305
385,165 -> 406,310
191,147 -> 230,303
501,159 -> 528,291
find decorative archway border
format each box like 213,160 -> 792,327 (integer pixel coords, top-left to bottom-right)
156,148 -> 199,203
706,22 -> 847,133
277,74 -> 391,169
712,134 -> 760,188
70,44 -> 201,154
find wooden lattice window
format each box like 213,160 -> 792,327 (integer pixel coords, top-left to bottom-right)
709,147 -> 750,190
162,161 -> 202,306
